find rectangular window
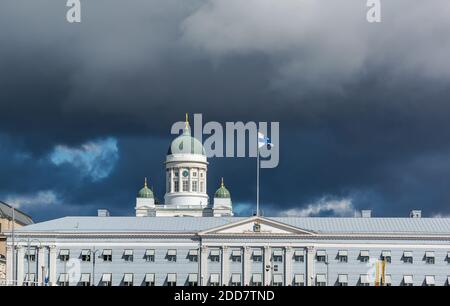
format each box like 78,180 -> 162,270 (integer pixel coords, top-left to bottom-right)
425,251 -> 435,264
26,250 -> 36,262
174,181 -> 179,192
272,274 -> 283,286
145,274 -> 155,286
294,274 -> 304,286
124,249 -> 133,262
80,274 -> 90,286
316,274 -> 327,286
102,249 -> 112,262
403,251 -> 413,264
81,249 -> 91,262
59,274 -> 69,286
316,250 -> 327,262
189,249 -> 198,262
182,180 -> 189,192
167,273 -> 177,286
167,249 -> 177,262
102,274 -> 112,286
123,274 -> 133,286
60,249 -> 70,262
209,274 -> 220,286
381,250 -> 391,263
231,250 -> 242,262
338,274 -> 348,286
337,250 -> 348,263
231,274 -> 241,286
360,250 -> 369,263
145,249 -> 155,262
273,250 -> 283,262
192,181 -> 198,192
188,274 -> 198,286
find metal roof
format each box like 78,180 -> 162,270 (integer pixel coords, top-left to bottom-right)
11,216 -> 450,235
0,201 -> 34,226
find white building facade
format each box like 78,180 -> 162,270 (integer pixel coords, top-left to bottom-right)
4,116 -> 450,286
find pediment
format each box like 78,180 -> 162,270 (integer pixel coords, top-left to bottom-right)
199,216 -> 315,236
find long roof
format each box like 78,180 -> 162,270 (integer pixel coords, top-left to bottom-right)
12,216 -> 450,235
0,201 -> 34,226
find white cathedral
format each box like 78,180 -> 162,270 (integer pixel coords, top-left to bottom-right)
135,115 -> 233,218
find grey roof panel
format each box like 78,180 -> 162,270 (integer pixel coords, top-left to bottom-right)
0,201 -> 34,226
12,216 -> 450,235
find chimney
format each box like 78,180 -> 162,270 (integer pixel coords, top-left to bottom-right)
361,210 -> 372,218
409,210 -> 421,218
97,209 -> 110,217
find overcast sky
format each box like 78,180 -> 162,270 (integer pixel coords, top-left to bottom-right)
1,0 -> 450,221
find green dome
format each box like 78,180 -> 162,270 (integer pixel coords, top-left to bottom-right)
215,178 -> 231,198
167,115 -> 205,156
138,178 -> 154,198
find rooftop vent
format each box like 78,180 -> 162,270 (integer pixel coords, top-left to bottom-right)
361,210 -> 372,218
409,210 -> 421,218
97,209 -> 110,217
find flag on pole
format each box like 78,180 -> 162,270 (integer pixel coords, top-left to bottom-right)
258,132 -> 273,149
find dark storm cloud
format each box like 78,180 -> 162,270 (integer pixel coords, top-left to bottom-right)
1,0 -> 450,221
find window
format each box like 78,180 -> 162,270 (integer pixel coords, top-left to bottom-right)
145,274 -> 155,286
337,250 -> 348,263
337,274 -> 348,286
252,274 -> 262,286
424,275 -> 435,287
316,274 -> 327,286
167,249 -> 177,262
272,274 -> 283,286
360,274 -> 370,286
253,250 -> 263,262
123,274 -> 133,286
174,171 -> 179,177
447,252 -> 450,263
60,249 -> 70,262
188,249 -> 198,262
145,249 -> 155,262
273,250 -> 283,262
80,274 -> 90,286
425,251 -> 435,264
123,249 -> 133,262
182,180 -> 189,192
102,274 -> 112,286
102,249 -> 112,262
81,249 -> 91,262
403,251 -> 413,263
192,181 -> 198,192
384,275 -> 392,286
59,274 -> 69,286
188,274 -> 198,286
26,249 -> 36,262
402,275 -> 413,286
24,273 -> 36,286
174,181 -> 179,192
381,250 -> 391,263
167,273 -> 177,286
193,172 -> 197,177
316,250 -> 326,262
359,250 -> 369,263
231,274 -> 241,286
294,250 -> 304,262
210,250 -> 220,262
209,274 -> 220,286
294,274 -> 304,286
231,250 -> 242,262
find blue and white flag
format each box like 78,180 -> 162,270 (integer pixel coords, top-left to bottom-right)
258,132 -> 273,148
44,269 -> 49,285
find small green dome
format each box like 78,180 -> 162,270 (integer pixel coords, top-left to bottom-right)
215,178 -> 231,198
167,114 -> 205,156
138,178 -> 154,198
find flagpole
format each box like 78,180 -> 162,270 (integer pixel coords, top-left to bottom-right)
256,145 -> 260,217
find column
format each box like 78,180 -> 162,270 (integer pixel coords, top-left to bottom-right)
49,246 -> 57,286
37,247 -> 46,285
189,168 -> 193,192
178,168 -> 182,193
263,246 -> 271,286
221,246 -> 229,286
17,246 -> 24,286
170,168 -> 174,193
200,245 -> 208,286
243,246 -> 252,285
306,246 -> 315,286
285,247 -> 293,286
6,246 -> 13,285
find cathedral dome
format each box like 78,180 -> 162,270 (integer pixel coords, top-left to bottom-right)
167,115 -> 205,156
138,178 -> 154,198
214,178 -> 231,198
